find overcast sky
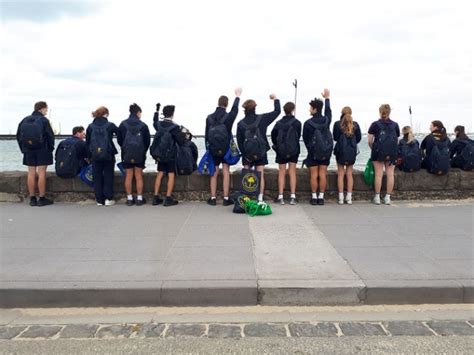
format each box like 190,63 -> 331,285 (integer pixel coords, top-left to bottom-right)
0,0 -> 472,135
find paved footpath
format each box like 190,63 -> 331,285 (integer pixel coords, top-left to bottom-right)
0,200 -> 472,306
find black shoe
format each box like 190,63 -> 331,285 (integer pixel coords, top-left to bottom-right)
223,198 -> 234,206
136,198 -> 146,206
152,195 -> 163,206
126,198 -> 135,206
207,197 -> 217,206
29,196 -> 37,207
317,198 -> 325,206
37,197 -> 53,207
164,196 -> 179,207
310,197 -> 318,205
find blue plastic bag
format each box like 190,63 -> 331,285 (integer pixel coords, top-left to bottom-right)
116,162 -> 126,176
223,135 -> 241,166
78,164 -> 94,187
198,150 -> 215,176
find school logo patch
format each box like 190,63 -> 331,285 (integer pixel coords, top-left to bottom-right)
242,172 -> 259,194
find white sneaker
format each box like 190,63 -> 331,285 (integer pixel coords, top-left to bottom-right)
97,202 -> 104,207
338,198 -> 344,205
345,197 -> 353,205
105,199 -> 115,206
373,195 -> 381,205
383,195 -> 391,205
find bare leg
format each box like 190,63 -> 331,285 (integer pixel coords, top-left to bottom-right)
310,166 -> 318,193
27,166 -> 37,197
210,167 -> 219,197
166,172 -> 175,197
154,172 -> 164,195
319,165 -> 328,192
222,164 -> 230,197
346,165 -> 354,193
37,166 -> 47,197
277,164 -> 286,195
256,165 -> 265,195
337,164 -> 345,193
288,163 -> 297,194
385,162 -> 395,194
124,168 -> 133,195
373,161 -> 384,194
135,167 -> 144,195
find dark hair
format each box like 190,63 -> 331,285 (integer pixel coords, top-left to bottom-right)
454,125 -> 467,139
218,96 -> 229,108
91,106 -> 109,118
431,120 -> 447,140
34,101 -> 48,111
283,102 -> 295,115
163,105 -> 175,118
242,99 -> 257,115
309,98 -> 323,113
72,126 -> 85,135
129,103 -> 142,115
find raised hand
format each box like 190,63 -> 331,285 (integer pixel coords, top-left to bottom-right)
235,87 -> 243,97
321,88 -> 330,99
156,103 -> 161,112
269,93 -> 277,100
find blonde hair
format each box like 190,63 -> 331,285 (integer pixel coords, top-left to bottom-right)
340,106 -> 354,136
402,126 -> 415,143
379,104 -> 391,120
91,106 -> 109,118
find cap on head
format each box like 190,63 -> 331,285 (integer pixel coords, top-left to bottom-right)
163,105 -> 175,118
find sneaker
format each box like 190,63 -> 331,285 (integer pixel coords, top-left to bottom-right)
373,195 -> 381,205
345,197 -> 353,205
338,198 -> 344,205
152,195 -> 163,206
317,198 -> 325,206
29,196 -> 37,207
207,197 -> 217,206
37,197 -> 53,207
97,202 -> 104,207
310,197 -> 318,205
136,198 -> 146,206
105,199 -> 115,206
289,197 -> 298,205
223,198 -> 234,206
275,197 -> 285,205
164,196 -> 179,207
383,195 -> 391,205
126,198 -> 135,206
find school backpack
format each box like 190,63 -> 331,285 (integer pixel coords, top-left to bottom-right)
207,114 -> 229,158
336,133 -> 358,166
373,121 -> 398,162
276,121 -> 299,159
460,141 -> 474,171
429,139 -> 450,175
55,138 -> 80,178
150,123 -> 177,163
19,115 -> 44,150
240,117 -> 267,162
122,121 -> 146,164
399,140 -> 422,172
89,122 -> 112,162
176,140 -> 197,176
308,118 -> 333,161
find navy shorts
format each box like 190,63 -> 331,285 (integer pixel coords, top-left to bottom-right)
122,161 -> 146,169
23,149 -> 53,167
212,155 -> 225,166
276,155 -> 299,165
157,161 -> 176,174
242,155 -> 268,167
305,157 -> 330,167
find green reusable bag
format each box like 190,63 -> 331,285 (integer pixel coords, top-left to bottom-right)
245,200 -> 272,217
363,158 -> 375,187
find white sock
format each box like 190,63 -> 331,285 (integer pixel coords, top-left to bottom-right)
375,193 -> 380,197
385,194 -> 390,199
319,192 -> 324,199
346,192 -> 352,199
258,193 -> 263,201
127,194 -> 133,200
137,195 -> 143,201
211,196 -> 216,200
278,194 -> 283,199
290,193 -> 296,199
312,192 -> 317,199
338,192 -> 344,200
224,196 -> 229,200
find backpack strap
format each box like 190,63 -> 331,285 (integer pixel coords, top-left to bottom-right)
240,116 -> 261,131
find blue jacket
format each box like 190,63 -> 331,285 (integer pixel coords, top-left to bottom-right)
16,111 -> 55,153
302,99 -> 332,149
86,117 -> 119,158
205,97 -> 240,147
117,115 -> 151,160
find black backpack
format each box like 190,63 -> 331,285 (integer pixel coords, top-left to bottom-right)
399,140 -> 422,172
335,133 -> 358,166
89,122 -> 112,162
276,121 -> 299,159
460,141 -> 474,171
55,138 -> 80,178
240,117 -> 267,162
150,123 -> 177,163
429,139 -> 450,175
19,115 -> 44,150
373,121 -> 398,162
308,118 -> 333,161
122,121 -> 146,164
207,115 -> 229,158
176,140 -> 197,176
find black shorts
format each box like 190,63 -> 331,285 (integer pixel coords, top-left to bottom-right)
305,157 -> 330,167
242,155 -> 268,167
122,161 -> 146,169
157,161 -> 176,174
370,152 -> 396,165
211,155 -> 225,166
23,149 -> 53,167
276,155 -> 299,165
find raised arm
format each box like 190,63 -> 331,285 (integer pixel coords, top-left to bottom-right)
321,88 -> 332,124
260,95 -> 281,126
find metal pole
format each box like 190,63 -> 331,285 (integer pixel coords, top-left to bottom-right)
293,79 -> 298,115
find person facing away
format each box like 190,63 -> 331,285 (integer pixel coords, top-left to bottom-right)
205,87 -> 242,206
16,101 -> 55,207
449,125 -> 474,171
236,93 -> 281,202
397,126 -> 422,173
270,101 -> 301,205
332,106 -> 361,205
86,106 -> 118,206
368,104 -> 400,205
302,88 -> 332,206
55,126 -> 88,178
420,120 -> 451,175
117,103 -> 151,206
151,104 -> 185,207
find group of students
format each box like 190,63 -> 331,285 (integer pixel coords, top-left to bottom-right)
16,93 -> 473,207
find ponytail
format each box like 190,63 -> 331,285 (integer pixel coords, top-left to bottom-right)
402,126 -> 415,143
340,106 -> 354,136
92,106 -> 109,118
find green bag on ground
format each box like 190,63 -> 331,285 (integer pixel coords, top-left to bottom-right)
245,200 -> 272,217
363,158 -> 375,187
